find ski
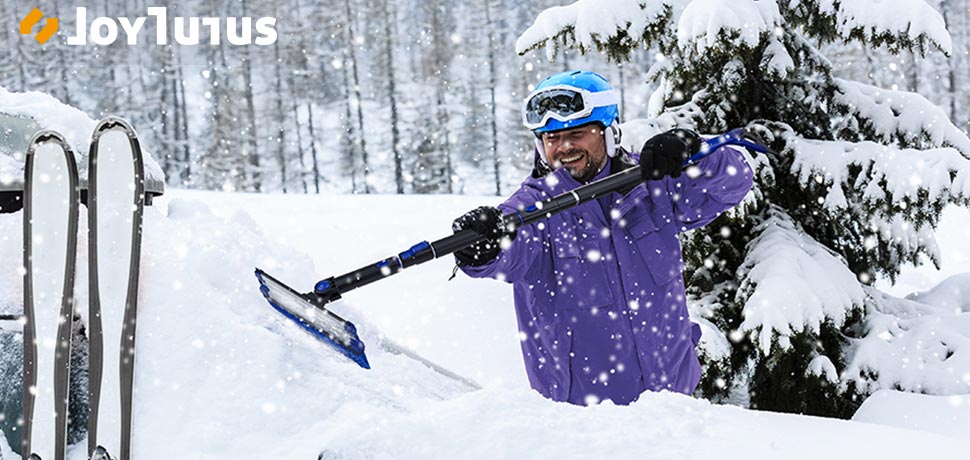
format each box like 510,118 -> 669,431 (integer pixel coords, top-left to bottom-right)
86,117 -> 146,460
22,130 -> 80,460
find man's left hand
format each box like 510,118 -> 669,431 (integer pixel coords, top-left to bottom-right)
639,129 -> 702,180
452,206 -> 515,267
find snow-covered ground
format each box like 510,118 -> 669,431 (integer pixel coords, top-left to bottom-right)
1,189 -> 968,458
853,390 -> 970,439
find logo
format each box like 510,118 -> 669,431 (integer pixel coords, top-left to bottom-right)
19,7 -> 277,46
19,7 -> 59,44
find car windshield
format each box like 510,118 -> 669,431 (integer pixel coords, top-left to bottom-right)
0,113 -> 41,186
0,113 -> 39,157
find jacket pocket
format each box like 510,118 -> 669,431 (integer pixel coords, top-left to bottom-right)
625,211 -> 683,287
548,213 -> 615,309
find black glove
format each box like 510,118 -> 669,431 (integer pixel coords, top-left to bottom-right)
639,129 -> 702,180
452,206 -> 514,267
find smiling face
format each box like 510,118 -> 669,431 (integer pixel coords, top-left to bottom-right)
540,123 -> 608,182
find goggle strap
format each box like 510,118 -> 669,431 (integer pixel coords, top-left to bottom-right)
585,89 -> 620,109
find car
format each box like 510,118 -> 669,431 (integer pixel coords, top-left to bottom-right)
0,86 -> 165,213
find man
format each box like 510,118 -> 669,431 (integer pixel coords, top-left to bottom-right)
452,70 -> 753,405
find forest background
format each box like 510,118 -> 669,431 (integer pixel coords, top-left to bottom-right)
4,0 -> 967,196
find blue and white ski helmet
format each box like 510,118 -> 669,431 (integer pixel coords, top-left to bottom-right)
524,70 -> 620,135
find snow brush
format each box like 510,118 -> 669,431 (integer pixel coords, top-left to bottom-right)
254,128 -> 772,369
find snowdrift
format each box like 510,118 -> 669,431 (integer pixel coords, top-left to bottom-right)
0,190 -> 968,458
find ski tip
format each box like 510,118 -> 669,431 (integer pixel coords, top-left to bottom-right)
27,129 -> 73,153
93,116 -> 135,136
254,268 -> 371,370
91,446 -> 114,460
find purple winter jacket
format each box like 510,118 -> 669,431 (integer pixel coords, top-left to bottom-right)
461,146 -> 753,405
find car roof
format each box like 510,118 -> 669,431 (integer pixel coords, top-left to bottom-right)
0,87 -> 165,196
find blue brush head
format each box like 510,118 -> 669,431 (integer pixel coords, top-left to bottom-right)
255,268 -> 370,369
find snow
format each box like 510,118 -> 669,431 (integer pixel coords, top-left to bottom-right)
789,136 -> 970,206
820,0 -> 953,55
517,0 -> 950,62
176,190 -> 526,387
846,287 -> 970,395
515,0 -> 674,56
908,273 -> 970,314
317,386 -> 969,460
676,0 -> 777,53
1,189 -> 969,457
762,34 -> 795,77
853,389 -> 970,440
834,79 -> 970,154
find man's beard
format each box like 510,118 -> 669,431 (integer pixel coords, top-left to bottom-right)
554,148 -> 601,182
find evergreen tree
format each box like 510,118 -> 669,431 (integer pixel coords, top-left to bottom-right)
518,0 -> 970,417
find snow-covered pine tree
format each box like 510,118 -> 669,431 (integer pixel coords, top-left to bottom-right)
517,0 -> 970,417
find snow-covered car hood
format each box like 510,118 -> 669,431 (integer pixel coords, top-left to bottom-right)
0,86 -> 165,198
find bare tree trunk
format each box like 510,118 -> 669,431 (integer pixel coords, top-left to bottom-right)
344,0 -> 371,193
52,1 -> 73,105
436,87 -> 453,194
430,2 -> 453,194
863,47 -> 877,83
341,59 -> 358,193
307,103 -> 322,194
941,5 -> 958,122
292,103 -> 309,193
133,0 -> 150,138
170,57 -> 183,185
273,24 -> 289,193
617,63 -> 626,121
159,48 -> 174,181
241,0 -> 261,192
380,0 -> 404,194
907,50 -> 920,93
101,0 -> 119,116
176,48 -> 191,186
485,0 -> 501,196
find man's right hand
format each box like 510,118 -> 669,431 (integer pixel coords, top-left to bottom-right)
452,206 -> 513,267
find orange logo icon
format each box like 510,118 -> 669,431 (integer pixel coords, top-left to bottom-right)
20,8 -> 59,44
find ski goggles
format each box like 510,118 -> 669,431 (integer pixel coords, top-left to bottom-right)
522,85 -> 620,130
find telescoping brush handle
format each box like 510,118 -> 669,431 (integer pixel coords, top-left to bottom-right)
309,128 -> 770,306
